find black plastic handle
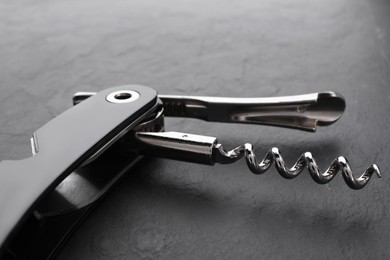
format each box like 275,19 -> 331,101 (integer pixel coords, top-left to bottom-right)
0,85 -> 158,256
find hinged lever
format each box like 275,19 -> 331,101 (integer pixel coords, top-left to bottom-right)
160,92 -> 345,132
74,91 -> 346,132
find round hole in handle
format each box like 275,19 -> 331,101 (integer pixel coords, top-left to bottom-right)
106,90 -> 140,104
114,92 -> 132,100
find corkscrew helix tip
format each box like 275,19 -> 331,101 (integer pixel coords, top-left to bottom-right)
213,143 -> 381,190
135,131 -> 381,190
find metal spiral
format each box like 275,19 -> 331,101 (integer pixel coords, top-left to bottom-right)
213,143 -> 382,190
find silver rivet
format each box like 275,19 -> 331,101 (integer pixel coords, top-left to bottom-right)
106,90 -> 140,104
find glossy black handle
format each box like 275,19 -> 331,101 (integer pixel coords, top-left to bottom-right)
0,85 -> 158,255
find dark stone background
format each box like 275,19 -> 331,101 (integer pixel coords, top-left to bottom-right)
0,0 -> 389,259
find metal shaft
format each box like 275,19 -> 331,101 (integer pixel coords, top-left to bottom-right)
135,131 -> 218,165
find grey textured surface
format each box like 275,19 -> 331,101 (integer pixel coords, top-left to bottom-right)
0,0 -> 389,259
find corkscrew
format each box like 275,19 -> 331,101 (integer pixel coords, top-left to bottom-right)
73,88 -> 381,190
0,85 -> 381,259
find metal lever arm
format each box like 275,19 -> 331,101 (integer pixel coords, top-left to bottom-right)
74,91 -> 346,132
160,92 -> 345,132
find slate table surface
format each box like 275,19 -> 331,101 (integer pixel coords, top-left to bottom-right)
0,0 -> 389,259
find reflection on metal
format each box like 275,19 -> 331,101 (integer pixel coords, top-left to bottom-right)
133,131 -> 381,190
73,91 -> 346,131
214,144 -> 381,190
106,90 -> 140,104
159,91 -> 346,131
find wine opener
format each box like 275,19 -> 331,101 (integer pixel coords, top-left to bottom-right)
0,85 -> 381,259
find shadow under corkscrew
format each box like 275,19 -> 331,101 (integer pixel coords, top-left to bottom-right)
214,144 -> 382,190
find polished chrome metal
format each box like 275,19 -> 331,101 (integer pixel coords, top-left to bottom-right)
131,105 -> 165,133
73,92 -> 97,105
106,90 -> 140,104
160,92 -> 345,132
214,143 -> 381,190
30,133 -> 39,156
135,131 -> 217,165
73,91 -> 345,132
133,131 -> 381,190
